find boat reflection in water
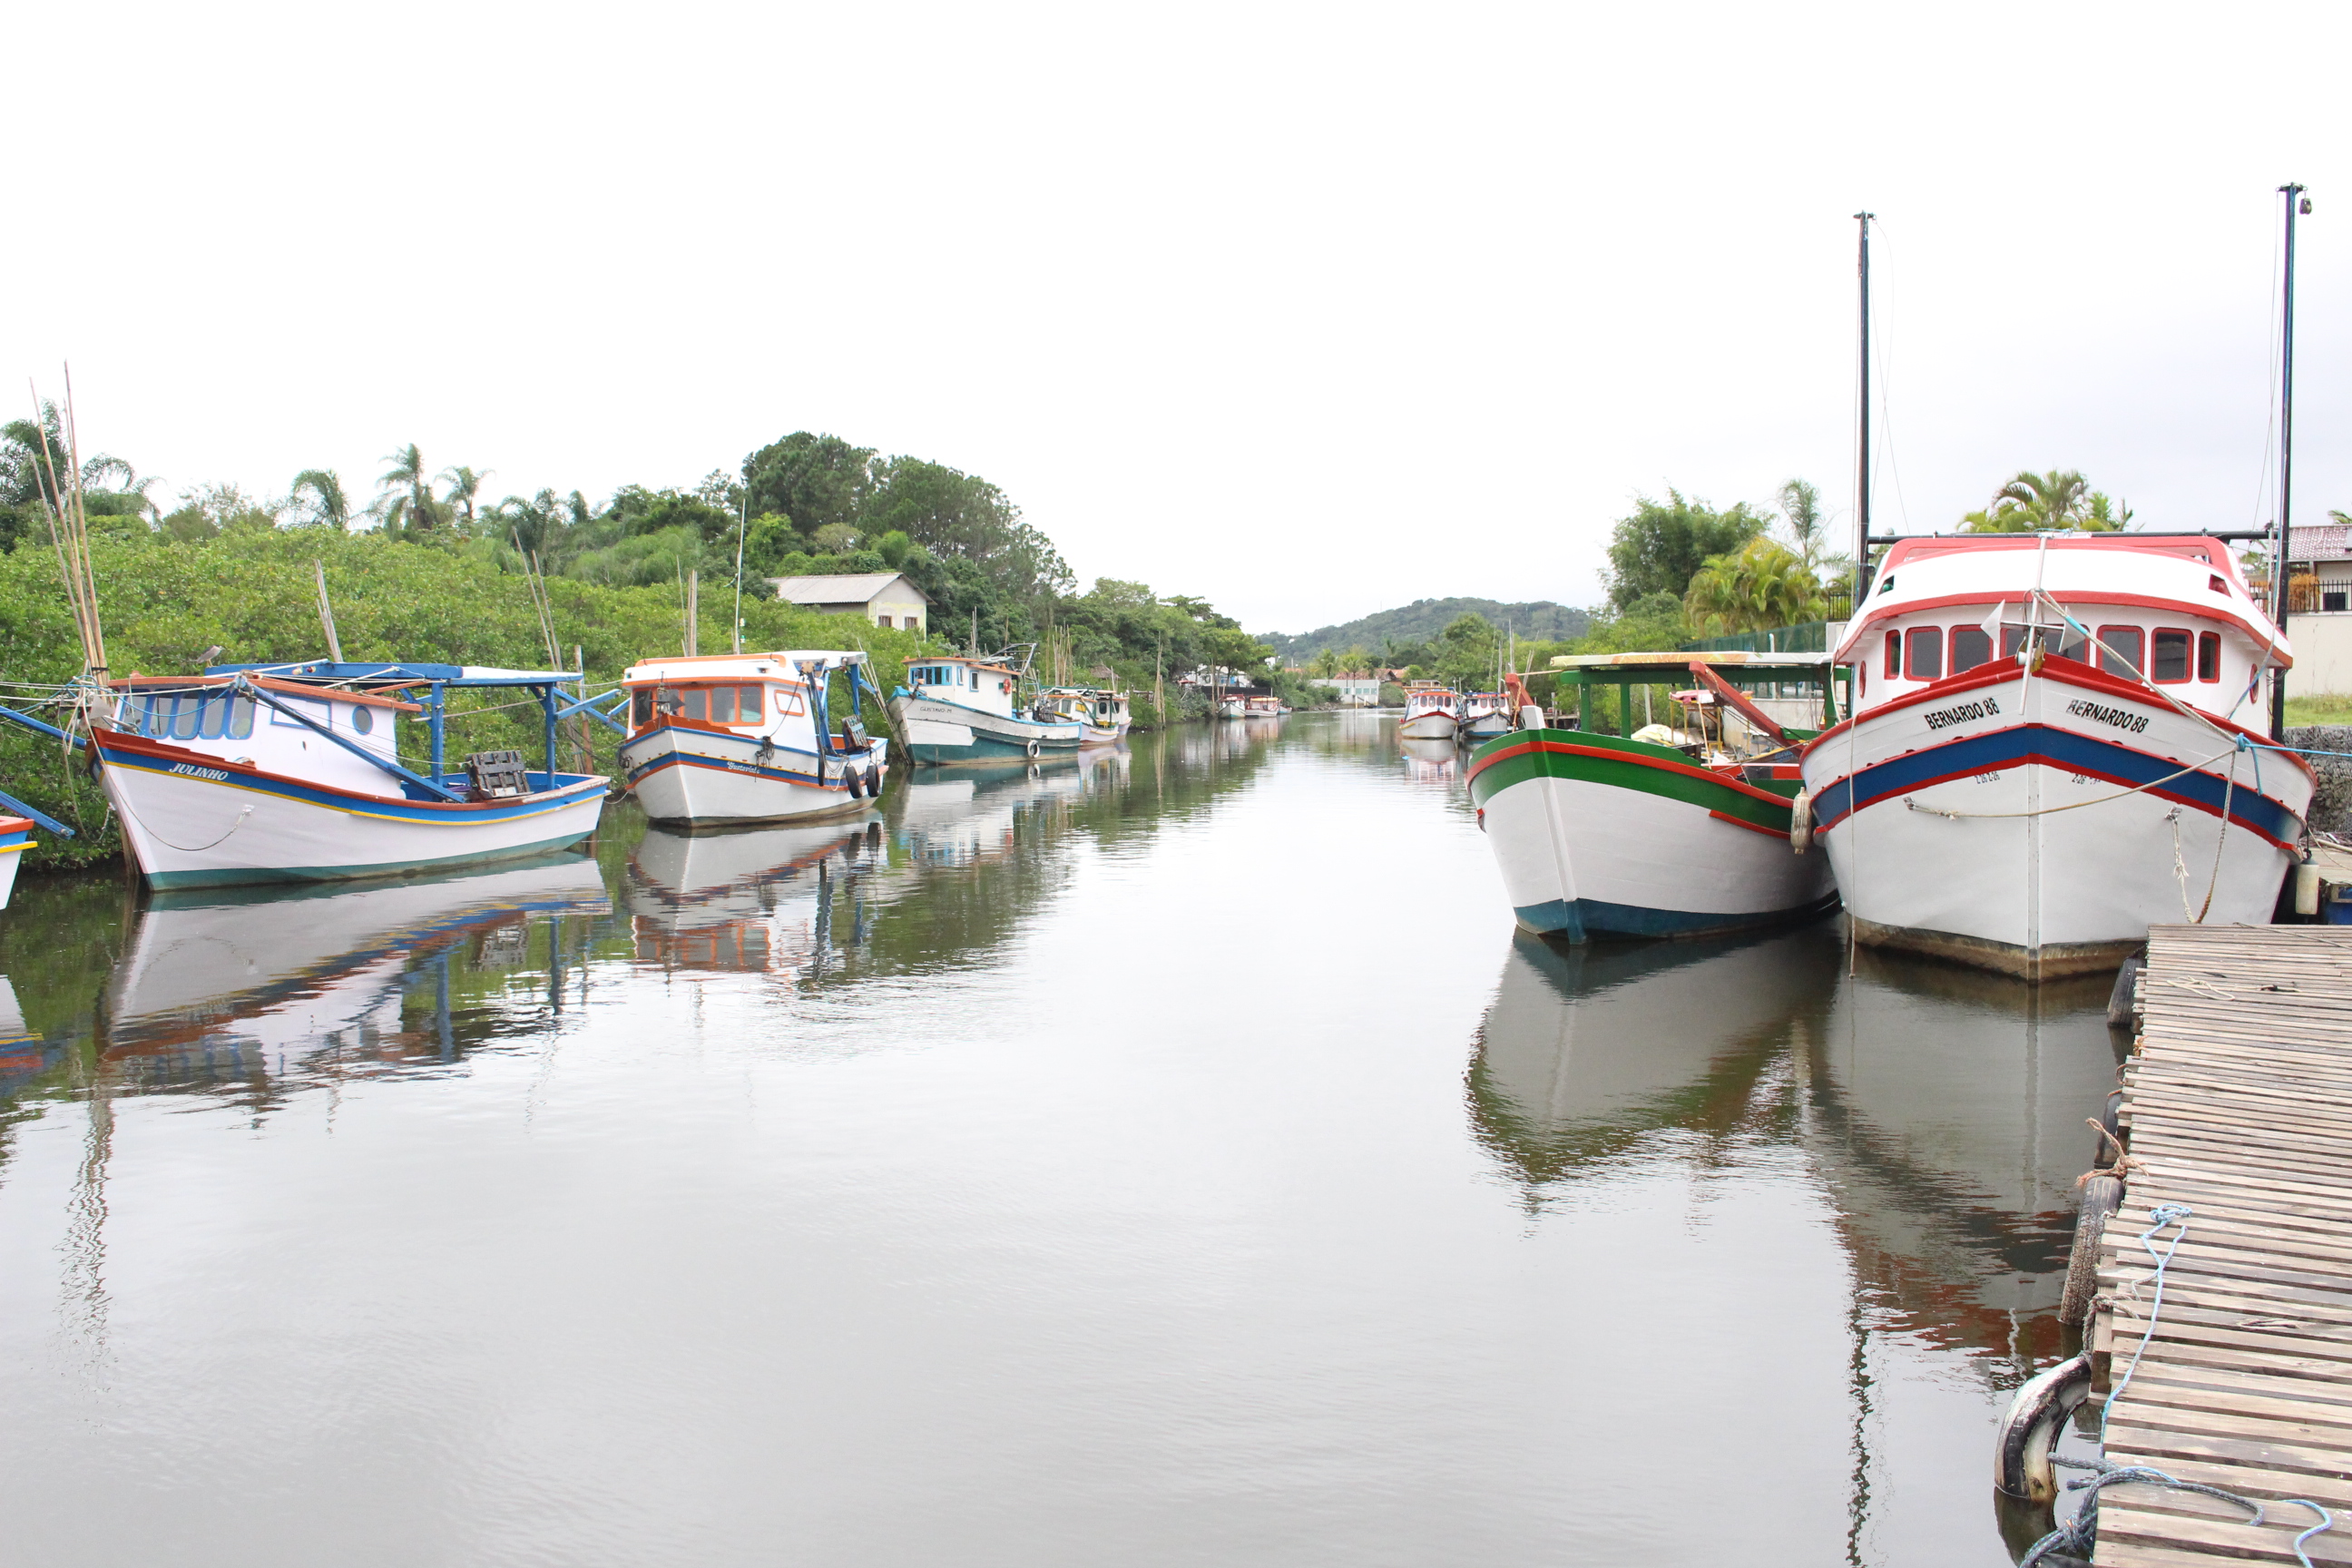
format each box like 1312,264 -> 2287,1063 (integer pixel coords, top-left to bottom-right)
626,818 -> 883,975
102,852 -> 614,1093
893,757 -> 1094,871
1398,736 -> 1459,785
1468,921 -> 2120,1550
1470,924 -> 2113,1348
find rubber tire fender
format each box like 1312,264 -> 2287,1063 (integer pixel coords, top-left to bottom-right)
1026,738 -> 1040,759
846,763 -> 866,799
1994,1353 -> 2091,1503
2059,1174 -> 2123,1328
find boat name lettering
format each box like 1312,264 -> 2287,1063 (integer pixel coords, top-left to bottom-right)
2065,699 -> 2149,735
1921,697 -> 1999,731
170,762 -> 230,781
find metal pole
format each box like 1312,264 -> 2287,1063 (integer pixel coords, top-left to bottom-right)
1854,211 -> 1875,606
732,495 -> 748,655
2272,183 -> 2306,740
543,685 -> 559,786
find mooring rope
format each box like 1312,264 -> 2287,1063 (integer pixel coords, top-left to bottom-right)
2023,1203 -> 2335,1567
1901,746 -> 2237,821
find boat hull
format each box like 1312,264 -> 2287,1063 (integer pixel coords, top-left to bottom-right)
93,729 -> 609,889
0,818 -> 26,910
621,720 -> 883,826
1800,661 -> 2311,979
1467,730 -> 1838,942
1398,712 -> 1458,740
1459,713 -> 1512,740
889,695 -> 1083,765
1078,721 -> 1129,747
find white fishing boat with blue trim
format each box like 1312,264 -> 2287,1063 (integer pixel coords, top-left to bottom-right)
619,651 -> 888,826
889,653 -> 1083,764
1034,687 -> 1132,746
91,661 -> 610,889
1799,533 -> 2314,978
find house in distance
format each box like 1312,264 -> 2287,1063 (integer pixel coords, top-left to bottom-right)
767,573 -> 930,634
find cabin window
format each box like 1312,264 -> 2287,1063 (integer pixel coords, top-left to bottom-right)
632,690 -> 654,728
679,688 -> 708,720
1904,627 -> 1943,681
2198,632 -> 2221,682
2096,625 -> 2143,678
2151,629 -> 2191,684
1950,625 -> 1992,673
139,691 -> 255,740
2003,624 -> 2087,662
1883,632 -> 1900,679
736,684 -> 762,722
351,703 -> 375,735
709,686 -> 737,723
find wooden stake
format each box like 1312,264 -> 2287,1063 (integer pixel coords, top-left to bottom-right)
314,559 -> 345,662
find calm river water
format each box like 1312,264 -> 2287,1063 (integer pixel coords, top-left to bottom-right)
0,713 -> 2120,1566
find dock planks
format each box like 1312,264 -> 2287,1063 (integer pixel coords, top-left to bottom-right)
2091,925 -> 2352,1565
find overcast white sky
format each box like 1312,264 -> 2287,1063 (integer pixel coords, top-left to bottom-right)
10,1 -> 2348,634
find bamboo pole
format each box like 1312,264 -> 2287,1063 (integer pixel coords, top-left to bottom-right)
314,560 -> 345,662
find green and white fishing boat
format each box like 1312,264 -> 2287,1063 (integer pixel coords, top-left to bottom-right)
1465,652 -> 1841,942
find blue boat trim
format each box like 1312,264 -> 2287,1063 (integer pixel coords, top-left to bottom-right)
1808,723 -> 2301,846
1515,889 -> 1842,944
140,828 -> 600,888
94,734 -> 606,827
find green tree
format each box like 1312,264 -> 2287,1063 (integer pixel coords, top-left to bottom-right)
1602,490 -> 1771,607
438,465 -> 492,531
290,469 -> 352,530
1959,469 -> 2124,533
1432,612 -> 1499,686
741,432 -> 876,541
375,444 -> 449,534
1684,537 -> 1827,634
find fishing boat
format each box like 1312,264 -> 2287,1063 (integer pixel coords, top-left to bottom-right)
1215,693 -> 1249,720
1798,533 -> 2312,978
1458,692 -> 1512,741
1034,687 -> 1132,745
890,653 -> 1083,764
1243,695 -> 1288,719
1465,652 -> 1838,942
0,816 -> 32,910
91,661 -> 609,890
1396,684 -> 1459,740
619,651 -> 888,826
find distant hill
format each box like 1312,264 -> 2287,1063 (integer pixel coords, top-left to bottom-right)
1260,598 -> 1590,662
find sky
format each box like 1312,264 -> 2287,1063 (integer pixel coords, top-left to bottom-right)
10,0 -> 2349,635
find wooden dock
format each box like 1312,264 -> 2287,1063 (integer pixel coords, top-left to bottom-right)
2090,923 -> 2352,1565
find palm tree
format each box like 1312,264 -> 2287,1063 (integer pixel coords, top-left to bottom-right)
438,464 -> 492,531
289,469 -> 351,530
1310,647 -> 1343,681
376,444 -> 434,534
1685,537 -> 1826,634
1963,469 -> 2102,533
1778,478 -> 1827,564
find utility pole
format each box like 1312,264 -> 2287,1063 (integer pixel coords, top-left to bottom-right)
1854,211 -> 1875,606
2272,183 -> 2308,740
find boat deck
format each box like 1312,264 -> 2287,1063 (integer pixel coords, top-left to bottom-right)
2090,924 -> 2352,1565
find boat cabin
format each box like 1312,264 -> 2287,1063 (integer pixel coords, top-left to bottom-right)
1840,534 -> 2285,723
622,651 -> 872,751
905,657 -> 1023,720
1404,685 -> 1457,716
110,676 -> 420,796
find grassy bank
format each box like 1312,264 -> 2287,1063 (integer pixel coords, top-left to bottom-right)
0,532 -> 931,870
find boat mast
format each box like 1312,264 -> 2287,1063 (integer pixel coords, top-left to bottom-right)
2271,182 -> 2307,740
1854,211 -> 1875,606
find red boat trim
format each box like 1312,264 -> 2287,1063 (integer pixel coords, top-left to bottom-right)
1709,809 -> 1790,840
1467,737 -> 1792,808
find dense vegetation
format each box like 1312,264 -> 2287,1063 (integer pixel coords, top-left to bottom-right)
1260,599 -> 1588,664
0,416 -> 1305,868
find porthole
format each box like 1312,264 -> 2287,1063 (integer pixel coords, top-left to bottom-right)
351,704 -> 375,735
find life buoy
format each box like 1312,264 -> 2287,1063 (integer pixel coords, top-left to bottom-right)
1025,738 -> 1040,759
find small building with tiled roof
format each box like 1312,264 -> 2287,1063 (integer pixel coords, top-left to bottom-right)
768,573 -> 929,633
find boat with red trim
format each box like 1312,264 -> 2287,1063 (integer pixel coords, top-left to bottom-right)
1798,533 -> 2312,979
1398,684 -> 1459,740
619,651 -> 888,826
91,661 -> 611,889
1465,653 -> 1838,942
